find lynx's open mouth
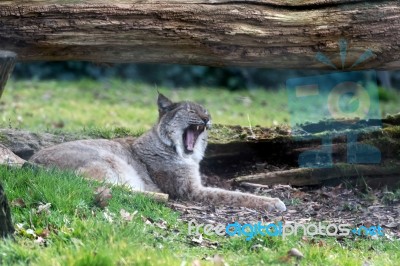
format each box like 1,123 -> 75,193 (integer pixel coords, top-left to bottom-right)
183,124 -> 206,153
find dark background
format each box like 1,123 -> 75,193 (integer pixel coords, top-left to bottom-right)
12,61 -> 400,90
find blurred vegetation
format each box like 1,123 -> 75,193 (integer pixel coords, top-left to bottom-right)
13,62 -> 400,90
1,79 -> 399,136
3,62 -> 399,137
12,61 -> 352,90
0,79 -> 290,132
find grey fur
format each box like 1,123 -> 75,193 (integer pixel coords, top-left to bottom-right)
30,94 -> 286,212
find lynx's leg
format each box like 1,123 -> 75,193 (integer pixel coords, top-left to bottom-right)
168,170 -> 286,212
152,168 -> 286,212
186,186 -> 286,212
77,161 -> 121,184
76,159 -> 148,191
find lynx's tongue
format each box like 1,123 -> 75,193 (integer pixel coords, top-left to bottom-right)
183,125 -> 205,153
185,129 -> 196,151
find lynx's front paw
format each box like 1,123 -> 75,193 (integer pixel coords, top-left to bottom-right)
264,197 -> 286,212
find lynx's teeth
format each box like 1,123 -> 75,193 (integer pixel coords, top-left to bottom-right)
197,126 -> 199,130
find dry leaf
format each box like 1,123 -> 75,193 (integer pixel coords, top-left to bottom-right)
292,191 -> 307,199
103,208 -> 114,223
37,203 -> 51,215
384,222 -> 398,228
94,187 -> 112,208
317,240 -> 326,247
155,219 -> 168,229
364,221 -> 373,228
120,209 -> 133,221
141,215 -> 154,225
38,228 -> 50,238
11,198 -> 26,208
301,236 -> 309,242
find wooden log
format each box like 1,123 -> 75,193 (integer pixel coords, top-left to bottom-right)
0,183 -> 14,238
0,51 -> 17,99
234,164 -> 400,187
0,1 -> 399,69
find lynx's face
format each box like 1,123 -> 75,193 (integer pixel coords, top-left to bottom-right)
156,93 -> 211,160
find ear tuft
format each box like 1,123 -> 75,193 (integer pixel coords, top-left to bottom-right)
157,93 -> 173,114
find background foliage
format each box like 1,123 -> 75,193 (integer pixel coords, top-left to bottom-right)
13,61 -> 400,90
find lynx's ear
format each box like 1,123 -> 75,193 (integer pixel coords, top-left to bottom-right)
157,93 -> 173,116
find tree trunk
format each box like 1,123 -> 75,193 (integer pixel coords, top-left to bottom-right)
0,183 -> 14,238
0,1 -> 399,69
0,51 -> 17,99
0,51 -> 17,238
235,164 -> 400,187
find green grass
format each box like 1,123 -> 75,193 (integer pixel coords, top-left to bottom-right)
2,80 -> 399,138
1,165 -> 399,266
1,79 -> 400,265
0,79 -> 294,132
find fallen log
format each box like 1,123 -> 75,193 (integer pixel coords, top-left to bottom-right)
0,1 -> 399,69
234,163 -> 400,187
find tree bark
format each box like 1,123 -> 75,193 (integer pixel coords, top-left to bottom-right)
0,51 -> 17,99
0,1 -> 399,69
0,183 -> 14,238
0,51 -> 17,238
235,164 -> 400,187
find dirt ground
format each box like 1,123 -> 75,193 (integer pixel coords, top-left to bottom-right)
168,180 -> 400,241
175,118 -> 400,242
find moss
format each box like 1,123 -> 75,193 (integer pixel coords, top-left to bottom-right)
0,132 -> 8,144
383,126 -> 400,139
208,124 -> 240,143
384,113 -> 400,125
208,124 -> 292,144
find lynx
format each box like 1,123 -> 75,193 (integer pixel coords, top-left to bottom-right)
30,93 -> 286,212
